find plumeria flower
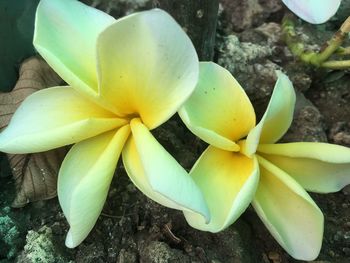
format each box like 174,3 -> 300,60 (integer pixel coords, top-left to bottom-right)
0,0 -> 210,247
179,62 -> 350,260
281,0 -> 342,24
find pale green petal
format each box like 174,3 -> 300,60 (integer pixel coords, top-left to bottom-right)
0,87 -> 126,154
58,126 -> 130,248
179,62 -> 255,150
258,142 -> 350,193
96,9 -> 199,129
282,0 -> 341,24
34,0 -> 114,100
183,146 -> 259,232
253,155 -> 324,261
245,71 -> 295,156
122,118 -> 210,222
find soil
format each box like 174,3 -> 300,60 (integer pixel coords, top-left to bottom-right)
1,0 -> 350,262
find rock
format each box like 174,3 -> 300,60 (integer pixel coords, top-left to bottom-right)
180,220 -> 257,262
76,242 -> 105,263
342,185 -> 350,195
116,248 -> 138,263
281,91 -> 328,143
0,207 -> 21,260
217,34 -> 279,112
306,74 -> 350,127
220,0 -> 282,32
328,122 -> 350,147
17,225 -> 69,263
139,241 -> 190,263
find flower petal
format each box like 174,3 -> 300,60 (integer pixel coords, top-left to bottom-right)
34,0 -> 115,98
183,146 -> 259,232
96,9 -> 199,129
253,155 -> 324,261
0,87 -> 126,154
244,71 -> 295,156
282,0 -> 341,24
122,118 -> 210,222
179,62 -> 255,150
58,125 -> 130,248
258,142 -> 350,193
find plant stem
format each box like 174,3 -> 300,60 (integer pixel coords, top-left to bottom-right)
336,47 -> 350,55
282,15 -> 350,69
321,60 -> 350,69
315,16 -> 350,64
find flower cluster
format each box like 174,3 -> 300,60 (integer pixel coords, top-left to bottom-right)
0,0 -> 348,261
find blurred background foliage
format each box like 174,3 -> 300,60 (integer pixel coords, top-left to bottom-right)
0,0 -> 39,92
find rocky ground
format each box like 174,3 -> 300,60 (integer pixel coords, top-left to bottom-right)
1,0 -> 350,262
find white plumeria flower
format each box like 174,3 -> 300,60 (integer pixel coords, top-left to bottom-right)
179,62 -> 350,260
282,0 -> 342,24
0,0 -> 210,248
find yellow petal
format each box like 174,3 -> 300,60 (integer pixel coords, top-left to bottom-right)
179,62 -> 255,150
245,71 -> 295,156
34,0 -> 115,100
58,125 -> 130,248
258,142 -> 350,193
183,146 -> 259,232
253,155 -> 323,261
96,9 -> 199,129
122,118 -> 210,221
0,87 -> 126,153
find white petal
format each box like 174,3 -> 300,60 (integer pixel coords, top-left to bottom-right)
245,71 -> 295,156
122,118 -> 210,222
34,0 -> 115,104
258,142 -> 350,193
183,146 -> 259,232
253,155 -> 324,260
0,87 -> 125,154
282,0 -> 341,24
58,126 -> 130,248
96,9 -> 199,129
179,62 -> 255,150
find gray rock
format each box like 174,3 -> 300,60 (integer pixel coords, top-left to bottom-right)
0,207 -> 21,260
281,91 -> 328,143
17,226 -> 69,263
117,248 -> 138,263
219,0 -> 282,32
139,241 -> 190,263
217,34 -> 279,108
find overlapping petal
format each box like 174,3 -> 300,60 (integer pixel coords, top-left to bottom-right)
34,0 -> 115,100
0,87 -> 126,154
244,71 -> 295,156
96,9 -> 199,129
183,146 -> 259,232
282,0 -> 341,24
179,62 -> 255,151
58,126 -> 130,248
122,118 -> 210,222
258,142 -> 350,193
253,155 -> 323,261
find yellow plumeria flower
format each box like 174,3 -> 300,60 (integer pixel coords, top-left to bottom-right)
0,0 -> 209,247
179,62 -> 350,260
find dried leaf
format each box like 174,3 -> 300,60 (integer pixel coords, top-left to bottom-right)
0,56 -> 67,208
9,148 -> 67,208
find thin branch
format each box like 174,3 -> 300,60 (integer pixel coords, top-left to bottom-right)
282,15 -> 350,69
